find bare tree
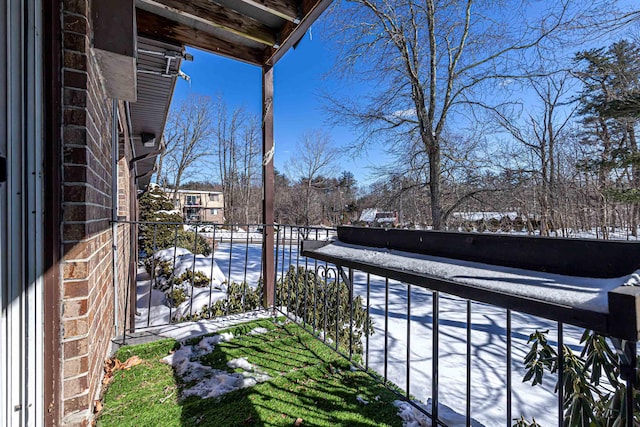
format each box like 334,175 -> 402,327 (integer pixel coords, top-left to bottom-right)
495,74 -> 576,235
237,115 -> 262,225
288,130 -> 339,225
212,99 -> 244,224
211,99 -> 262,225
326,0 -> 618,229
158,95 -> 214,201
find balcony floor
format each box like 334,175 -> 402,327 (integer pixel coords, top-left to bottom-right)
100,314 -> 413,427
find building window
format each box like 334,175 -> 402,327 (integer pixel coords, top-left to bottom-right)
210,208 -> 218,215
208,193 -> 219,202
186,195 -> 199,205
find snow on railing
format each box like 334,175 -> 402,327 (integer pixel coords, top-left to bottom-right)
298,226 -> 640,427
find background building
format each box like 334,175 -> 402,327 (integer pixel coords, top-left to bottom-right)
170,189 -> 224,223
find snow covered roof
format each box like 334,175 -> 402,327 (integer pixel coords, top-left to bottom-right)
451,211 -> 519,221
359,208 -> 397,223
359,208 -> 377,222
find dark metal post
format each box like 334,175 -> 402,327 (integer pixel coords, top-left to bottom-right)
385,277 -> 389,382
189,224 -> 199,318
506,309 -> 512,426
407,283 -> 411,398
261,64 -> 275,308
207,225 -> 217,317
366,274 -> 370,371
349,268 -> 354,361
557,322 -> 564,426
146,224 -> 158,327
466,300 -> 472,427
169,224 -> 180,322
432,291 -> 439,424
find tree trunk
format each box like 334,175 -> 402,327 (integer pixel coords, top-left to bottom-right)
428,143 -> 443,230
628,123 -> 639,236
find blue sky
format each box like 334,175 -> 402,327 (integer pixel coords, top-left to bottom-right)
172,20 -> 384,187
170,1 -> 639,189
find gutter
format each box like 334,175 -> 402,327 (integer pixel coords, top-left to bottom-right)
111,98 -> 119,335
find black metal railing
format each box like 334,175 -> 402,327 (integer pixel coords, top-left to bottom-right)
124,221 -> 335,331
120,220 -> 638,427
275,263 -> 640,427
292,228 -> 640,427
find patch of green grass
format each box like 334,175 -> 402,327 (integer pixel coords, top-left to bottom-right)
97,339 -> 181,427
98,319 -> 403,427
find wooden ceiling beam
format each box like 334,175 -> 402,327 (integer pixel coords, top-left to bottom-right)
138,0 -> 278,47
266,0 -> 333,65
236,0 -> 300,23
136,8 -> 266,66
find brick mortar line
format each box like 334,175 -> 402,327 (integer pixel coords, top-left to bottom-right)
62,201 -> 111,208
61,66 -> 88,75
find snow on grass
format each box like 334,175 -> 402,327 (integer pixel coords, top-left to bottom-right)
356,395 -> 369,405
394,398 -> 488,427
198,333 -> 233,352
137,242 -> 606,426
394,400 -> 430,427
161,333 -> 270,400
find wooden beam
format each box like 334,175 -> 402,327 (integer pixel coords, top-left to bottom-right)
262,65 -> 275,308
136,8 -> 266,66
236,0 -> 300,23
138,0 -> 278,47
266,0 -> 333,65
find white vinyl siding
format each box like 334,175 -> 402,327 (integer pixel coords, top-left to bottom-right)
1,0 -> 44,425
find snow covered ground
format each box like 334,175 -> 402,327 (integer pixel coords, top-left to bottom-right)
186,225 -> 337,243
161,329 -> 272,400
136,242 -> 596,426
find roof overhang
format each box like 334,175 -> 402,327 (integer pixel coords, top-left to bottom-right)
128,0 -> 334,189
129,36 -> 183,189
135,0 -> 334,66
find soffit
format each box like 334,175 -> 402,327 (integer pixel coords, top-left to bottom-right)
129,36 -> 182,189
135,0 -> 334,66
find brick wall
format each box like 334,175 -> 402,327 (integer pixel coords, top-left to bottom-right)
59,1 -> 134,424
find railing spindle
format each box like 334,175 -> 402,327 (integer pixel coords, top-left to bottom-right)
335,269 -> 340,352
168,224 -> 180,323
385,277 -> 389,382
506,309 -> 512,427
274,226 -> 281,309
146,224 -> 158,328
557,322 -> 564,427
406,283 -> 411,399
188,224 -> 199,319
432,291 -> 439,425
304,241 -> 309,328
349,267 -> 354,361
207,224 -> 217,318
282,226 -> 287,311
243,226 -> 250,313
323,268 -> 328,344
366,273 -> 370,371
467,299 -> 472,427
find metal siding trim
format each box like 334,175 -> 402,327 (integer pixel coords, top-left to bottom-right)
43,0 -> 62,424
